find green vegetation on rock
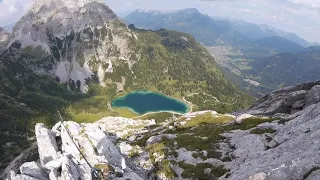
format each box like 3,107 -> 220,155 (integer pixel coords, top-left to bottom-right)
129,114 -> 280,179
250,128 -> 277,134
178,161 -> 229,179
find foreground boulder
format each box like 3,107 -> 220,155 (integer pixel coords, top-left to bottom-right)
35,124 -> 60,166
8,117 -> 154,180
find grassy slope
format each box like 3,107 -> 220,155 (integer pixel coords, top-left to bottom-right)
129,26 -> 253,112
67,24 -> 253,121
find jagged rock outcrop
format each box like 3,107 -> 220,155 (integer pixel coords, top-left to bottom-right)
35,124 -> 60,165
20,162 -> 48,180
8,117 -> 156,180
246,80 -> 320,115
219,80 -> 320,180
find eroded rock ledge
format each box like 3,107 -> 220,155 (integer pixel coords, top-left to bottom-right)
8,117 -> 155,180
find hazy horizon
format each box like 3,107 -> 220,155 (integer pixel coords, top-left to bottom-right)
0,0 -> 320,43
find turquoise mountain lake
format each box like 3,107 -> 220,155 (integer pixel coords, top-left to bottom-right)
111,91 -> 190,115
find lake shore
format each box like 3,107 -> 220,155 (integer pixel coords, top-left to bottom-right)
111,90 -> 192,118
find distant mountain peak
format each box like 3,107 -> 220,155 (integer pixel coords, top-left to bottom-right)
177,8 -> 200,14
9,0 -> 117,51
31,0 -> 104,12
133,9 -> 175,14
132,8 -> 201,15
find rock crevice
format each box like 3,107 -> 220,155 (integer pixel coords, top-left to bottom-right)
9,119 -> 145,180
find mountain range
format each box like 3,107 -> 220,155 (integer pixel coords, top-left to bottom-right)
249,47 -> 320,89
250,36 -> 304,53
125,9 -> 313,48
0,0 -> 252,174
225,18 -> 312,47
125,9 -> 320,97
125,9 -> 248,46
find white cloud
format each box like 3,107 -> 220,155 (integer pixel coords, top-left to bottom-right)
3,0 -> 18,13
0,0 -> 33,25
287,0 -> 320,12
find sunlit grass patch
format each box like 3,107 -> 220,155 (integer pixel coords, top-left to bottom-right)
113,108 -> 138,118
70,111 -> 110,123
178,161 -> 229,179
145,142 -> 177,178
183,112 -> 234,127
136,112 -> 177,123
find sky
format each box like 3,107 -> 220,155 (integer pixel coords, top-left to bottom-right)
0,0 -> 320,43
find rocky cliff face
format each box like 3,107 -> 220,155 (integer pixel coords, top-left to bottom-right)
6,0 -> 136,92
7,81 -> 320,180
0,27 -> 10,54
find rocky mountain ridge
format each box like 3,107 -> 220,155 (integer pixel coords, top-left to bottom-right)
226,18 -> 311,47
6,80 -> 320,180
125,8 -> 249,46
7,0 -> 129,92
125,9 -> 311,48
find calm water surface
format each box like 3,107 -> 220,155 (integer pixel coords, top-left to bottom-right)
111,90 -> 190,115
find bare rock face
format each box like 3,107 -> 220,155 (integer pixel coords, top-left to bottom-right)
219,81 -> 320,180
20,162 -> 48,180
305,170 -> 320,180
246,80 -> 320,115
9,171 -> 42,180
305,85 -> 320,107
0,27 -> 10,54
5,0 -> 138,92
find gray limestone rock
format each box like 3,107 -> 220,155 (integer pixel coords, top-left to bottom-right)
305,85 -> 320,107
35,124 -> 60,166
305,169 -> 320,180
246,81 -> 320,116
20,162 -> 48,180
204,168 -> 212,175
221,102 -> 320,180
9,171 -> 42,180
61,157 -> 81,180
248,172 -> 267,180
146,134 -> 177,146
